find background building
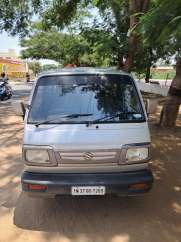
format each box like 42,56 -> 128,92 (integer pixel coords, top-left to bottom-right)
0,49 -> 28,79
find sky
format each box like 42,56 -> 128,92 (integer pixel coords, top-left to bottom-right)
0,32 -> 21,54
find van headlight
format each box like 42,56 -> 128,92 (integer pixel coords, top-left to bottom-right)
120,145 -> 150,164
126,147 -> 149,162
23,146 -> 57,166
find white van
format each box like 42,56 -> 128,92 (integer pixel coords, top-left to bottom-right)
20,68 -> 153,197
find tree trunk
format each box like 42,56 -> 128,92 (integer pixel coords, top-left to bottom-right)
145,48 -> 152,83
160,59 -> 181,127
123,0 -> 150,72
123,54 -> 134,72
117,53 -> 124,69
145,65 -> 150,83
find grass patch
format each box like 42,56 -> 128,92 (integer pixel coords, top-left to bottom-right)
134,69 -> 176,80
150,69 -> 175,80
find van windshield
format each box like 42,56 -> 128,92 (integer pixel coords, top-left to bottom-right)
28,74 -> 145,124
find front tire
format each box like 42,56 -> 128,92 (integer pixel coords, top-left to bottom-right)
7,94 -> 12,99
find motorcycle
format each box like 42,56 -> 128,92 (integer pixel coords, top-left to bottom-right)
0,81 -> 12,101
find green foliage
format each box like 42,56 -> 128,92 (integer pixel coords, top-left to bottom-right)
21,31 -> 91,66
28,61 -> 42,75
139,0 -> 181,58
42,64 -> 59,71
42,0 -> 82,30
2,0 -> 180,78
151,69 -> 176,80
0,0 -> 43,36
21,31 -> 68,62
0,0 -> 146,71
21,27 -> 121,67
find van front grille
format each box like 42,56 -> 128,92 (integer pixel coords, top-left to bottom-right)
57,150 -> 120,165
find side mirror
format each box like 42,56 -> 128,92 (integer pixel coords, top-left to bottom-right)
13,100 -> 29,119
144,99 -> 158,115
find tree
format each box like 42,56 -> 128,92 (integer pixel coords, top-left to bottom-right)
42,64 -> 59,71
21,30 -> 92,66
139,0 -> 181,127
19,1 -> 152,71
0,1 -> 170,74
39,0 -> 151,72
160,59 -> 181,127
21,31 -> 68,63
21,28 -> 119,67
0,0 -> 41,36
28,61 -> 42,76
0,0 -> 153,73
1,0 -> 180,126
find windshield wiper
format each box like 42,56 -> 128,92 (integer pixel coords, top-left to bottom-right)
86,112 -> 141,126
35,113 -> 93,127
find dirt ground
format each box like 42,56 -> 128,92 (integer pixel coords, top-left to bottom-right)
0,101 -> 181,242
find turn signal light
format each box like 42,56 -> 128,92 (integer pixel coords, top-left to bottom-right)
128,183 -> 149,190
28,184 -> 48,191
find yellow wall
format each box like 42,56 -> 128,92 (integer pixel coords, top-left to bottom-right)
0,60 -> 27,78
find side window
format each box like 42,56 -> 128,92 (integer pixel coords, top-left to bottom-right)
124,85 -> 141,113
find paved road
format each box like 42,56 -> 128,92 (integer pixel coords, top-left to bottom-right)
12,82 -> 33,100
0,82 -> 32,105
140,79 -> 172,87
0,83 -> 180,242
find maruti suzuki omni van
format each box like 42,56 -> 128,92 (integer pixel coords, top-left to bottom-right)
21,68 -> 153,197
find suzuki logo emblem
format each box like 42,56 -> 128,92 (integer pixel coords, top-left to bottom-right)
83,152 -> 94,160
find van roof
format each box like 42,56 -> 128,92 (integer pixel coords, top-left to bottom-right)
38,67 -> 132,78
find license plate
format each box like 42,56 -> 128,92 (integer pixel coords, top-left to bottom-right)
71,186 -> 106,196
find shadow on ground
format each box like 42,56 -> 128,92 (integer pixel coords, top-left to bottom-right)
13,125 -> 181,242
0,100 -> 180,242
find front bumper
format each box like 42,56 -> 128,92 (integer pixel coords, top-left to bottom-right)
21,169 -> 153,197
